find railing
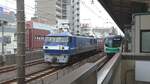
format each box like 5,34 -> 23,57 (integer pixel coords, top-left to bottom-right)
122,53 -> 150,60
97,53 -> 121,84
51,56 -> 107,84
121,53 -> 150,84
50,53 -> 122,84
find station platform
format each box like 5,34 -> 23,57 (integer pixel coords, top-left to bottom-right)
51,53 -> 150,84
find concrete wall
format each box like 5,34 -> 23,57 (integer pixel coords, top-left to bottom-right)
0,51 -> 44,65
111,61 -> 122,84
136,61 -> 150,82
105,59 -> 135,84
121,60 -> 135,84
132,14 -> 150,53
132,14 -> 150,82
35,0 -> 57,25
120,59 -> 150,84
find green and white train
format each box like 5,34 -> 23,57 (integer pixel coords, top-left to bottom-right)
104,35 -> 123,57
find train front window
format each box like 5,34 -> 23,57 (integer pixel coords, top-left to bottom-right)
105,38 -> 112,47
45,37 -> 69,45
112,38 -> 121,47
105,37 -> 122,47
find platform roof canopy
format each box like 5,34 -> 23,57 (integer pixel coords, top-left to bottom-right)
98,0 -> 150,31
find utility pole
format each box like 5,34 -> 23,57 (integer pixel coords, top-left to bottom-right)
0,21 -> 4,63
0,21 -> 7,65
16,0 -> 25,84
1,21 -> 6,65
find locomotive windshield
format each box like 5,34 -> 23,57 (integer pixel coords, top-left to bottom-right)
45,37 -> 69,42
45,37 -> 68,42
45,36 -> 69,45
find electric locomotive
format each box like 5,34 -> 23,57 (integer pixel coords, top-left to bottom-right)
43,32 -> 97,64
104,35 -> 123,57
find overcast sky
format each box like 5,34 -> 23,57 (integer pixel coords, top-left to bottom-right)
0,0 -> 35,20
80,0 -> 112,27
80,0 -> 124,36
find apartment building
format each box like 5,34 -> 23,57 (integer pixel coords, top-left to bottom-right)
35,0 -> 80,33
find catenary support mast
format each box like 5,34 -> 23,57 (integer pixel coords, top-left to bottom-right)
16,0 -> 25,84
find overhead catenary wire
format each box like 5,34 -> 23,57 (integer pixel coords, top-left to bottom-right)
80,0 -> 106,21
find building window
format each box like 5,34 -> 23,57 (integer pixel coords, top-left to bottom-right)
77,8 -> 79,11
140,30 -> 150,53
72,5 -> 74,8
56,15 -> 61,19
62,16 -> 66,19
56,8 -> 61,12
62,10 -> 67,13
14,33 -> 17,41
56,2 -> 61,6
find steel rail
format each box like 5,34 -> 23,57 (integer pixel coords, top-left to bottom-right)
0,58 -> 44,73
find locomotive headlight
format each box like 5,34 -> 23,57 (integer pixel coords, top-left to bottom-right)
64,55 -> 67,58
59,45 -> 64,50
62,46 -> 64,50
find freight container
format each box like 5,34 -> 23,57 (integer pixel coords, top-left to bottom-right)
25,28 -> 49,50
25,20 -> 50,50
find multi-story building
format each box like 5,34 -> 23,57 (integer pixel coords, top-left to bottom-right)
70,0 -> 80,34
35,0 -> 80,34
0,24 -> 17,54
35,0 -> 57,25
0,7 -> 16,55
56,0 -> 69,20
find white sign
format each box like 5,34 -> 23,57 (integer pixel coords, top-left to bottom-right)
33,22 -> 51,30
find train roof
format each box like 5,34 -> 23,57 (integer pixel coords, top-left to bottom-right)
46,32 -> 96,39
106,35 -> 122,38
105,35 -> 123,39
47,32 -> 72,37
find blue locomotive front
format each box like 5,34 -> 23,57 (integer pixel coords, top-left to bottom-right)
43,32 -> 97,64
43,32 -> 73,63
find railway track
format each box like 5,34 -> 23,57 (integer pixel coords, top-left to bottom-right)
0,67 -> 59,84
0,58 -> 44,74
0,53 -> 105,84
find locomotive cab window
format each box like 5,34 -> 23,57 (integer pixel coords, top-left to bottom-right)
45,36 -> 69,45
